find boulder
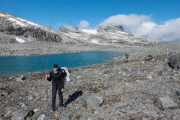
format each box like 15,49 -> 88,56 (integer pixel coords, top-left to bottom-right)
84,94 -> 104,108
154,96 -> 178,110
168,55 -> 180,69
11,107 -> 28,120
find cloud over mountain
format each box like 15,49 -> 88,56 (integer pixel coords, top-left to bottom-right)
79,20 -> 89,29
99,14 -> 180,41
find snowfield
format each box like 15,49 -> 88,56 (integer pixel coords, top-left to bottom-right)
15,37 -> 26,43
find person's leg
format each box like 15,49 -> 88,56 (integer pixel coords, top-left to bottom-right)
52,83 -> 57,110
58,84 -> 63,107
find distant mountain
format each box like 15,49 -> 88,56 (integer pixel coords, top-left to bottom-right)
59,25 -> 154,46
0,11 -> 154,45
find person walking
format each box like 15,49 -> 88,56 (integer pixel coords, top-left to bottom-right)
46,64 -> 67,112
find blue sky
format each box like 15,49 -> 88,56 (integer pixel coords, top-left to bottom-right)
0,0 -> 180,40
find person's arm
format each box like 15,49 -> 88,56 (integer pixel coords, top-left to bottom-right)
46,72 -> 52,81
61,69 -> 67,77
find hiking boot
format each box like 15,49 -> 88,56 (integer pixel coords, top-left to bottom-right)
58,106 -> 64,110
51,108 -> 56,112
63,104 -> 67,108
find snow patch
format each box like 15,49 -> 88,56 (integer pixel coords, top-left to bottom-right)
16,37 -> 25,43
0,13 -> 6,17
26,21 -> 39,26
90,39 -> 101,44
82,29 -> 97,34
9,18 -> 26,26
16,18 -> 39,27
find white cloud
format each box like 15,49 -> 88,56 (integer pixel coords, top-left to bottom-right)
99,14 -> 180,41
79,20 -> 89,28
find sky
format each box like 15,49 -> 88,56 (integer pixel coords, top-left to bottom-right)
0,0 -> 180,41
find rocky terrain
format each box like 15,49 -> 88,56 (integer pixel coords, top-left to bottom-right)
0,43 -> 180,120
0,11 -> 180,120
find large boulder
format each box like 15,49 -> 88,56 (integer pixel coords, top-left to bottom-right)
168,55 -> 180,69
11,107 -> 28,120
84,94 -> 104,108
154,96 -> 178,110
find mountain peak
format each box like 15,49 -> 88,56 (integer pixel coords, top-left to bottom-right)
97,25 -> 124,32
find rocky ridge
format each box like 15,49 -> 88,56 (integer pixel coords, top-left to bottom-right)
59,25 -> 155,46
0,11 -> 69,43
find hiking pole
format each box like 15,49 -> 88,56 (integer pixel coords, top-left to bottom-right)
45,22 -> 52,75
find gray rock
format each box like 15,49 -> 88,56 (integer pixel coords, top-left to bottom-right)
145,55 -> 153,61
31,109 -> 43,120
20,75 -> 26,80
4,110 -> 12,119
135,70 -> 146,77
0,91 -> 8,97
175,90 -> 180,97
142,109 -> 158,116
103,78 -> 119,86
79,98 -> 87,108
154,96 -> 178,110
97,25 -> 123,32
127,107 -> 141,114
16,77 -> 24,82
11,107 -> 28,120
85,94 -> 104,108
60,25 -> 82,33
146,74 -> 153,79
168,55 -> 180,69
37,114 -> 49,120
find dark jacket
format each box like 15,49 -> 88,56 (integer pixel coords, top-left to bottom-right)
47,68 -> 67,85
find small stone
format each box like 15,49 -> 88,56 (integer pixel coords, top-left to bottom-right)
16,77 -> 23,82
147,74 -> 153,79
37,114 -> 49,120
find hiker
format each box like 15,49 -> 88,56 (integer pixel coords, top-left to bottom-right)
124,53 -> 129,63
46,64 -> 67,112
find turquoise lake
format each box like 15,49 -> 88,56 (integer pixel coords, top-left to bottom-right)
0,51 -> 124,76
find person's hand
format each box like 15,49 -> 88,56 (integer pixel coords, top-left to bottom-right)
46,74 -> 49,79
61,88 -> 64,92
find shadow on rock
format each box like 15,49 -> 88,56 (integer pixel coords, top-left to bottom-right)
64,91 -> 83,107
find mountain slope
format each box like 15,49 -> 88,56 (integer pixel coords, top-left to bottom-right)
0,11 -> 63,42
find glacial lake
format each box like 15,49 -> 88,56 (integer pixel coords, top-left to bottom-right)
0,51 -> 124,77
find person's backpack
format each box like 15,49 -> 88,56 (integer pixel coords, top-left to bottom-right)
61,67 -> 71,84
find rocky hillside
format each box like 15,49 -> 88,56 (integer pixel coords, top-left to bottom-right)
0,11 -> 63,42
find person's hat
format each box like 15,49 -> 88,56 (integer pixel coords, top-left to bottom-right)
53,64 -> 58,68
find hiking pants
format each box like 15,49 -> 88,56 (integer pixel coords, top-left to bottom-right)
52,83 -> 63,110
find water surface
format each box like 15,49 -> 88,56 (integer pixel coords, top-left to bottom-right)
0,51 -> 124,76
